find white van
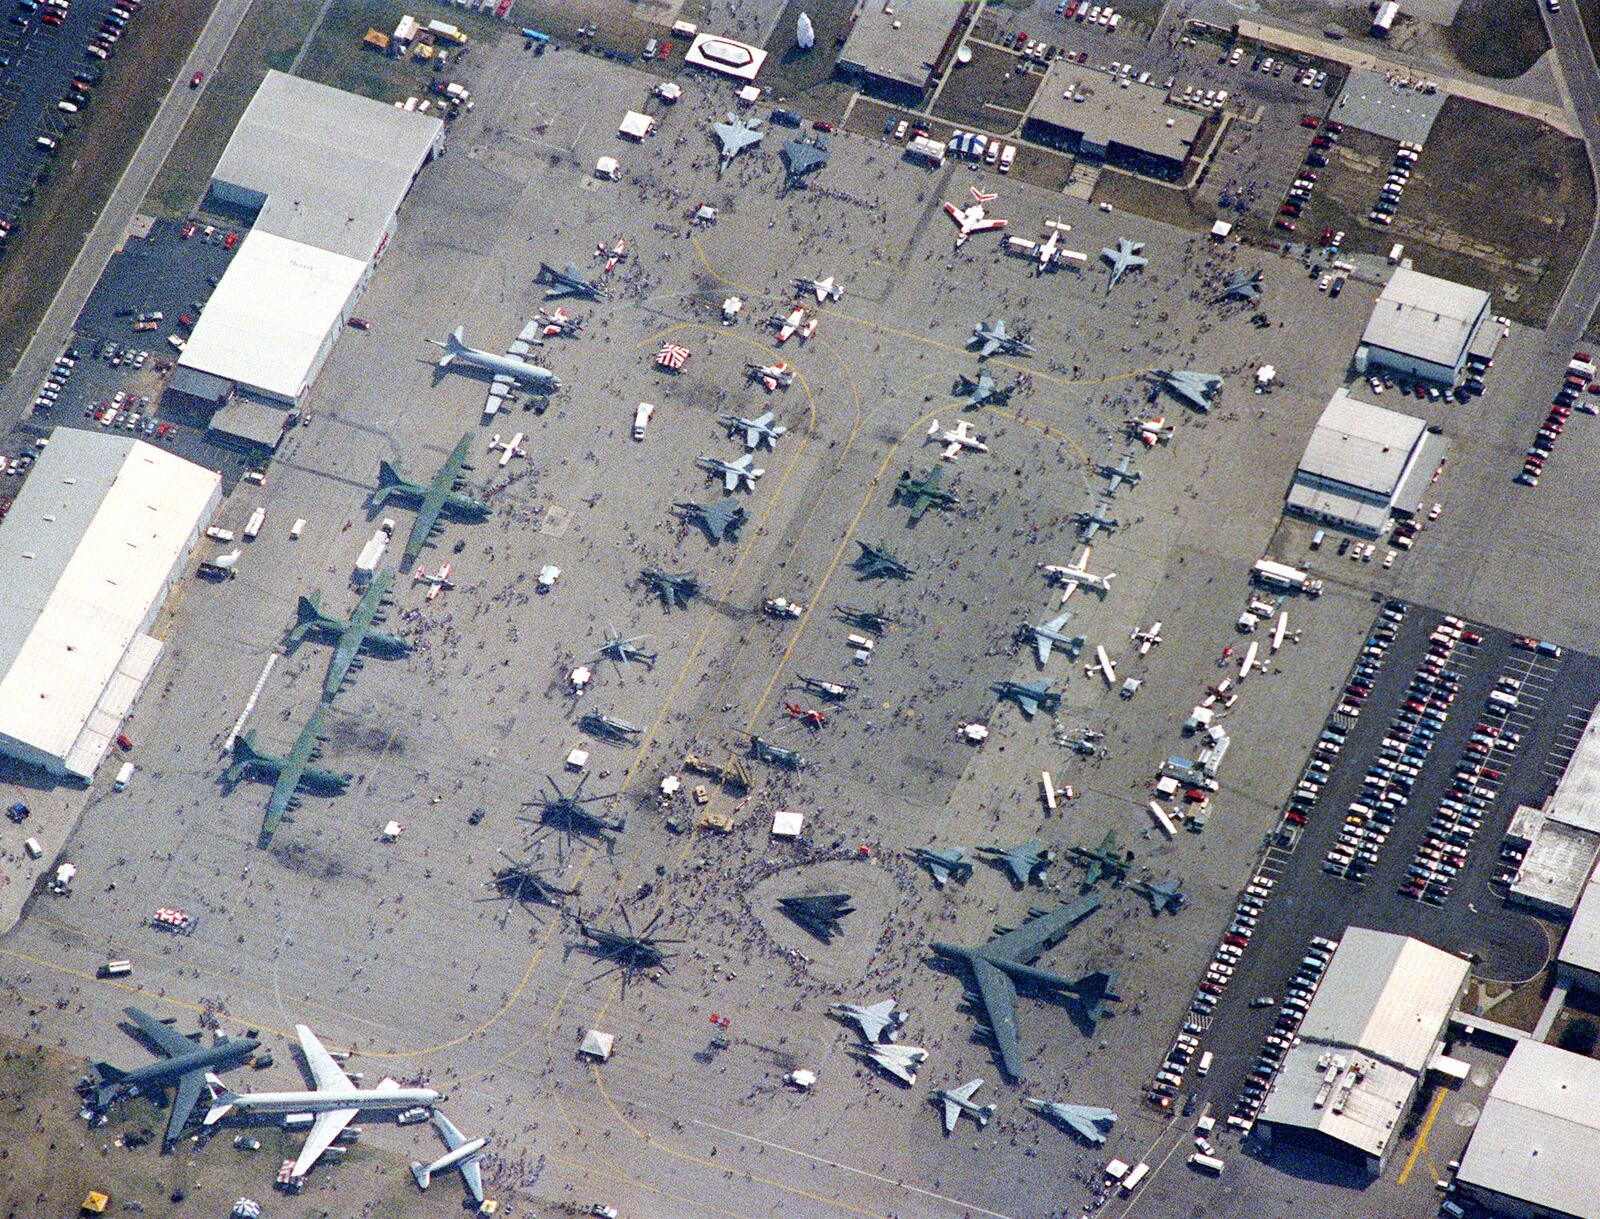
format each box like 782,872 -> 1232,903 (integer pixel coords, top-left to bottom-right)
1197,1050 -> 1213,1076
58,101 -> 79,114
998,144 -> 1016,173
633,401 -> 655,440
1188,1152 -> 1225,1174
114,762 -> 134,791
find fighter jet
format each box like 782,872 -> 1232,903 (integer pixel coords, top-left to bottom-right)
718,410 -> 787,450
859,1041 -> 928,1085
1040,545 -> 1115,604
930,894 -> 1114,1080
979,838 -> 1056,887
1072,830 -> 1134,887
932,1079 -> 995,1133
1101,238 -> 1148,290
780,139 -> 828,185
372,433 -> 491,570
746,360 -> 794,392
675,499 -> 746,544
537,260 -> 607,301
926,418 -> 989,460
698,452 -> 764,492
994,678 -> 1062,719
430,327 -> 561,393
852,539 -> 915,580
1213,268 -> 1263,305
642,568 -> 699,611
830,999 -> 907,1043
955,368 -> 1012,409
1076,499 -> 1120,542
287,570 -> 409,700
594,623 -> 656,672
1133,876 -> 1186,914
711,112 -> 764,168
1155,368 -> 1223,413
410,1113 -> 488,1206
1126,414 -> 1174,447
1024,1097 -> 1118,1145
1021,611 -> 1083,666
894,466 -> 957,521
226,705 -> 352,849
88,1008 -> 259,1151
944,185 -> 1008,248
909,845 -> 973,887
1098,454 -> 1140,496
794,274 -> 842,302
969,319 -> 1034,359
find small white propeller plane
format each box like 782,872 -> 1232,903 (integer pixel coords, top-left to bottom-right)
413,563 -> 454,601
488,432 -> 526,466
926,418 -> 989,460
1131,621 -> 1164,655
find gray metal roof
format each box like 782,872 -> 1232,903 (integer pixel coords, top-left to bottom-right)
837,0 -> 960,91
1360,267 -> 1490,371
1030,70 -> 1205,164
1297,390 -> 1427,497
1457,1041 -> 1600,1217
1330,68 -> 1446,145
211,71 -> 442,262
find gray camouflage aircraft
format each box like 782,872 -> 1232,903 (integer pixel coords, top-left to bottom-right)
1101,238 -> 1148,290
969,319 -> 1034,359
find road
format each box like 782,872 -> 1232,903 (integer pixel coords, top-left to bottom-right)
0,0 -> 254,422
1537,6 -> 1600,349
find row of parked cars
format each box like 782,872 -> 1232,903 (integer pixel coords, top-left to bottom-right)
30,350 -> 77,414
1276,119 -> 1344,233
1230,936 -> 1341,1131
1369,142 -> 1421,227
1519,351 -> 1595,486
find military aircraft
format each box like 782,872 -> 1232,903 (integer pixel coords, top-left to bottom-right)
780,139 -> 828,185
979,838 -> 1056,887
287,570 -> 408,700
489,849 -> 576,911
1076,499 -> 1120,542
1034,218 -> 1074,274
535,306 -> 584,338
430,326 -> 561,393
1040,545 -> 1114,604
779,893 -> 853,941
746,360 -> 793,392
1131,621 -> 1164,655
1133,876 -> 1186,914
1086,645 -> 1118,688
372,433 -> 491,570
226,705 -> 352,849
933,1079 -> 995,1133
594,235 -> 628,275
718,410 -> 787,450
594,623 -> 656,671
749,734 -> 806,769
1156,368 -> 1224,412
1213,268 -> 1263,305
969,318 -> 1034,359
410,1113 -> 488,1206
927,418 -> 989,460
642,568 -> 699,611
699,452 -> 764,492
794,274 -> 842,302
520,773 -> 624,855
944,185 -> 1008,248
580,711 -> 643,742
675,499 -> 746,544
574,905 -> 680,980
537,260 -> 608,300
1024,1097 -> 1118,1145
1072,830 -> 1134,887
1126,415 -> 1174,447
830,999 -> 907,1043
796,674 -> 857,701
88,1008 -> 260,1150
954,367 -> 1012,409
203,1025 -> 439,1182
1101,238 -> 1148,290
859,1041 -> 928,1085
834,605 -> 898,632
909,845 -> 973,887
994,678 -> 1062,719
894,466 -> 957,520
929,894 -> 1113,1080
711,112 -> 764,167
852,540 -> 915,580
1098,454 -> 1140,496
1020,611 -> 1084,666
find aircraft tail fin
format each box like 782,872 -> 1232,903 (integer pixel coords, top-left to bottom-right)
436,326 -> 465,366
288,594 -> 323,642
224,733 -> 260,783
373,461 -> 405,507
410,1161 -> 432,1190
202,1092 -> 237,1125
91,1062 -> 125,1106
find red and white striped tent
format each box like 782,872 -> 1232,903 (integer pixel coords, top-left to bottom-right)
656,343 -> 692,370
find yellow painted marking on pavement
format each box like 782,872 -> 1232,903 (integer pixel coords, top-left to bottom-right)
1397,1087 -> 1446,1185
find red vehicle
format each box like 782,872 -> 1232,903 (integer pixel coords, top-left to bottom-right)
40,9 -> 62,24
156,421 -> 171,437
1320,226 -> 1334,243
180,221 -> 195,238
1275,218 -> 1296,232
1280,203 -> 1300,217
347,316 -> 371,330
1300,115 -> 1320,128
656,39 -> 671,59
1325,121 -> 1344,133
222,230 -> 238,250
190,70 -> 205,88
812,120 -> 835,133
1285,810 -> 1308,825
1311,135 -> 1332,148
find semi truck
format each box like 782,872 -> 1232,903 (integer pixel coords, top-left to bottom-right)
1252,558 -> 1323,597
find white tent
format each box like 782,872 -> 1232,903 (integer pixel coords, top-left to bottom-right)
595,156 -> 620,181
580,1029 -> 615,1061
772,810 -> 805,838
797,12 -> 815,49
618,111 -> 655,140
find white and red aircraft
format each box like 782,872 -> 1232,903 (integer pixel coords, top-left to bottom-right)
489,432 -> 526,467
1126,415 -> 1174,447
926,417 -> 989,460
943,186 -> 1008,248
773,307 -> 806,344
595,235 -> 628,274
535,306 -> 582,339
746,361 -> 793,392
414,563 -> 455,601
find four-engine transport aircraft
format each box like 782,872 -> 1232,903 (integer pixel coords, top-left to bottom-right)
226,704 -> 353,849
929,893 -> 1115,1080
430,327 -> 560,392
288,569 -> 408,700
410,1113 -> 489,1206
372,434 -> 491,570
203,1024 -> 439,1183
89,1007 -> 259,1151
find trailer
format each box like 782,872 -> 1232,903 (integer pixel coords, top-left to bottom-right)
1252,558 -> 1323,596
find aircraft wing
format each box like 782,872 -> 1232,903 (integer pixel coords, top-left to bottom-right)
942,1096 -> 961,1132
1003,853 -> 1031,886
461,1156 -> 485,1205
165,1069 -> 205,1148
294,1106 -> 358,1177
125,1007 -> 196,1059
976,337 -> 999,358
970,958 -> 1022,1081
950,1079 -> 984,1103
983,893 -> 1102,964
296,1024 -> 353,1091
434,433 -> 473,491
1013,688 -> 1039,717
435,1112 -> 468,1151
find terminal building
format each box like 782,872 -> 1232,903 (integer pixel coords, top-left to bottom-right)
835,0 -> 966,99
1355,266 -> 1492,385
0,429 -> 220,780
1254,928 -> 1470,1176
1509,700 -> 1600,921
1024,70 -> 1210,181
1456,1040 -> 1600,1219
172,71 -> 444,438
1284,389 -> 1448,535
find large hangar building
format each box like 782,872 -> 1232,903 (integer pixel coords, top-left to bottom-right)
0,430 -> 221,780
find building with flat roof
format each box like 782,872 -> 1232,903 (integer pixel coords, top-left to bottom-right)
1285,389 -> 1448,535
836,0 -> 965,98
1025,69 -> 1209,181
1255,928 -> 1470,1175
0,429 -> 220,780
176,72 -> 443,412
1456,1041 -> 1600,1219
1510,702 -> 1600,921
1357,266 -> 1491,384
